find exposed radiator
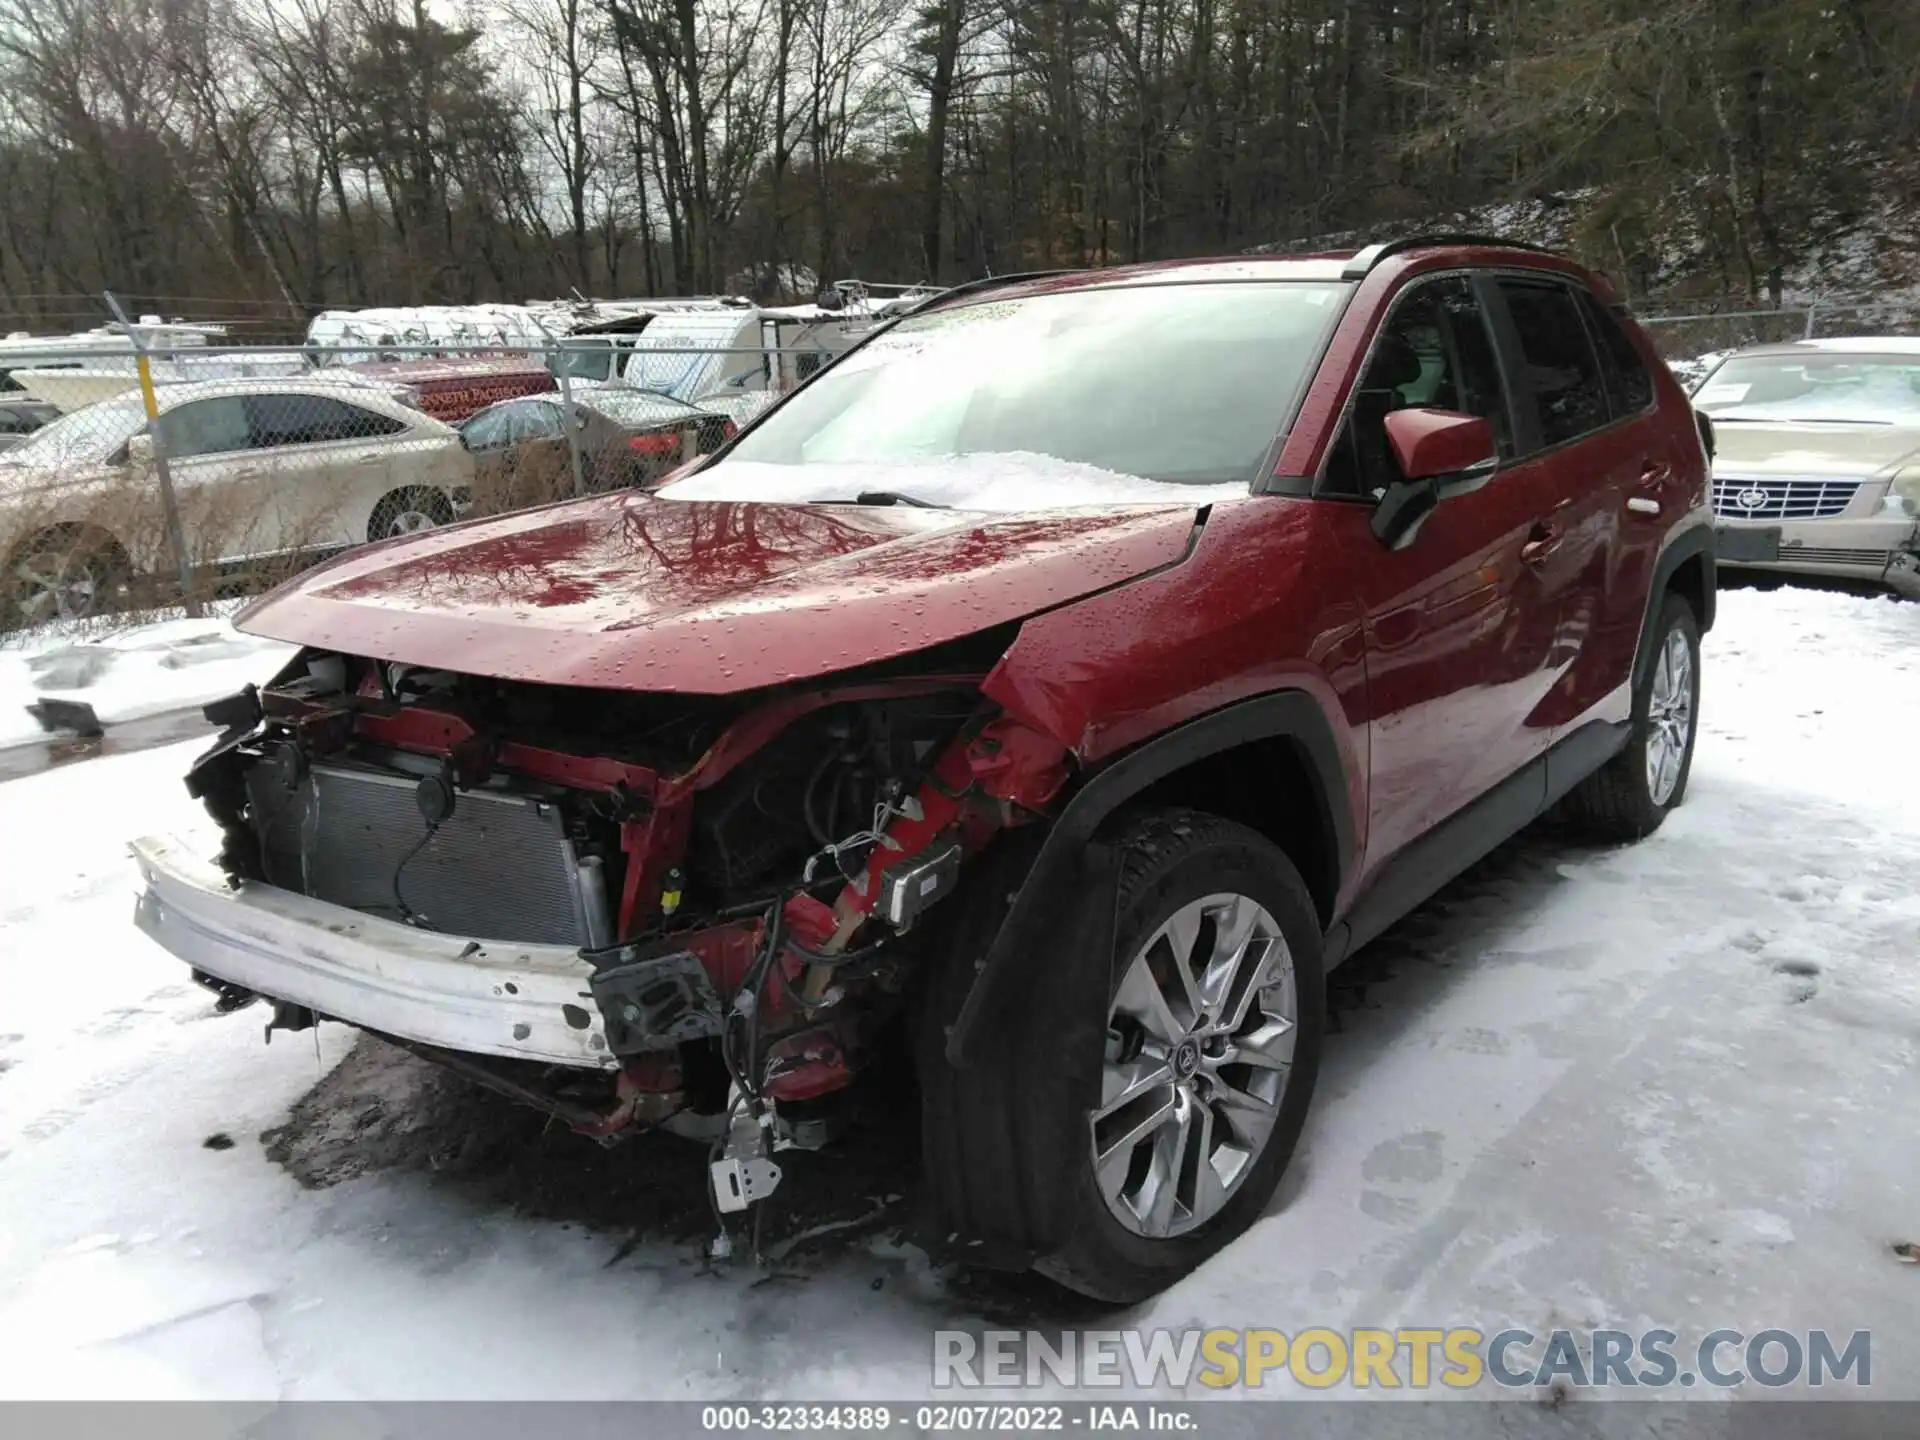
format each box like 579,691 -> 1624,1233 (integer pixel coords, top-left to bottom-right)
249,761 -> 600,946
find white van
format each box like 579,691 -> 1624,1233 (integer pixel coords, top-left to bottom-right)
582,304 -> 899,404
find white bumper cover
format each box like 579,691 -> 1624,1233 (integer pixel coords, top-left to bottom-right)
131,834 -> 614,1069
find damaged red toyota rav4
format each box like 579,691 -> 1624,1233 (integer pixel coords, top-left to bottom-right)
134,239 -> 1716,1303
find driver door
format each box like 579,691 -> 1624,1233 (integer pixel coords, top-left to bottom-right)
1326,274 -> 1562,885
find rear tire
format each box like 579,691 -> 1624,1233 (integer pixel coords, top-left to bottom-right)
368,487 -> 454,542
917,808 -> 1325,1304
1558,591 -> 1700,841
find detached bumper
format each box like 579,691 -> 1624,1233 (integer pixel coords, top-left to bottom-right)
131,834 -> 614,1069
1715,516 -> 1920,594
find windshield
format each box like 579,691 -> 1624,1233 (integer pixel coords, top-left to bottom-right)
1694,353 -> 1920,425
628,314 -> 755,400
552,342 -> 616,383
664,280 -> 1349,507
0,396 -> 146,466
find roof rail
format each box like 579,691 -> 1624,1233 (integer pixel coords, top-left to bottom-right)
906,269 -> 1084,314
1340,233 -> 1558,280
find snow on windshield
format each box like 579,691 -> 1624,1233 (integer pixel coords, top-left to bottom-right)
1695,354 -> 1920,424
656,453 -> 1250,512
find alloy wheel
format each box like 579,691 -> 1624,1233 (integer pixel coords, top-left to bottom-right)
12,549 -> 100,625
1645,627 -> 1694,806
1090,892 -> 1296,1239
383,508 -> 439,537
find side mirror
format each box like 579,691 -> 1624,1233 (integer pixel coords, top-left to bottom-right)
1383,407 -> 1496,481
125,432 -> 155,467
1370,408 -> 1498,551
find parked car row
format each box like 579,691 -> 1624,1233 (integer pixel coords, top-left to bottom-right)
0,379 -> 472,626
1,377 -> 741,627
0,289 -> 932,627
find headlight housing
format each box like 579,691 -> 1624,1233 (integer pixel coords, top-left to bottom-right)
1883,467 -> 1920,520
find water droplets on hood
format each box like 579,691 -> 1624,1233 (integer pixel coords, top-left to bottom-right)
654,453 -> 1250,514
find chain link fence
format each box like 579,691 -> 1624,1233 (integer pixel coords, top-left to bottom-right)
0,328 -> 857,635
1635,298 -> 1920,387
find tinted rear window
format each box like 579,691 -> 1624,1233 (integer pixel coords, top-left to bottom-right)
1578,291 -> 1655,417
1497,279 -> 1611,448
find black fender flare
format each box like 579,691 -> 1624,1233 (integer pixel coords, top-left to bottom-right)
1632,521 -> 1716,697
943,689 -> 1354,1067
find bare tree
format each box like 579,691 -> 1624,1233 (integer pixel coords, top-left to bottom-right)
0,0 -> 1915,323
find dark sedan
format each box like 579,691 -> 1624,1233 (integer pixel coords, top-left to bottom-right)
0,400 -> 62,452
458,388 -> 733,508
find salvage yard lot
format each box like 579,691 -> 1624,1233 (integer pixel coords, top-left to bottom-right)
0,584 -> 1915,1401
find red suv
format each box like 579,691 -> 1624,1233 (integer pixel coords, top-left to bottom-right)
135,238 -> 1713,1302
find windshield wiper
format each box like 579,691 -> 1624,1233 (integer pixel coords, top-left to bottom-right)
853,490 -> 950,509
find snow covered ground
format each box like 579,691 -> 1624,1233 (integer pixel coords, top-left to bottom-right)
0,609 -> 294,753
0,586 -> 1914,1406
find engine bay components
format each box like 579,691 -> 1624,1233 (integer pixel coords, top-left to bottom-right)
588,946 -> 727,1055
880,840 -> 962,928
177,648 -> 1075,1157
710,1106 -> 782,1216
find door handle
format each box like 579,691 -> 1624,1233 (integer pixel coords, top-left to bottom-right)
1519,523 -> 1560,567
1628,459 -> 1670,517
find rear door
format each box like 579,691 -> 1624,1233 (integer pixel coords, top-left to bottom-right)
1576,290 -> 1693,710
1325,273 -> 1557,877
243,393 -> 414,550
1483,276 -> 1672,763
1481,276 -> 1623,753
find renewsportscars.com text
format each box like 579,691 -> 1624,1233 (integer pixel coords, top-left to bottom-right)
933,1326 -> 1871,1391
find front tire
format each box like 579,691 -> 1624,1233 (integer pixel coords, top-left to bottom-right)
5,525 -> 132,629
918,809 -> 1325,1304
1559,591 -> 1701,841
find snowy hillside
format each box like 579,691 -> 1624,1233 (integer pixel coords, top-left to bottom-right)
1251,162 -> 1920,310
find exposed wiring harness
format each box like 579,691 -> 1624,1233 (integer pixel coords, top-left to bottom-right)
390,822 -> 440,928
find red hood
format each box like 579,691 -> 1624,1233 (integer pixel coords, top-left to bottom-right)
237,492 -> 1202,693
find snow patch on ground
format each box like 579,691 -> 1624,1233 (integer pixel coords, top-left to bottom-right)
0,611 -> 294,751
0,586 -> 1915,1401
